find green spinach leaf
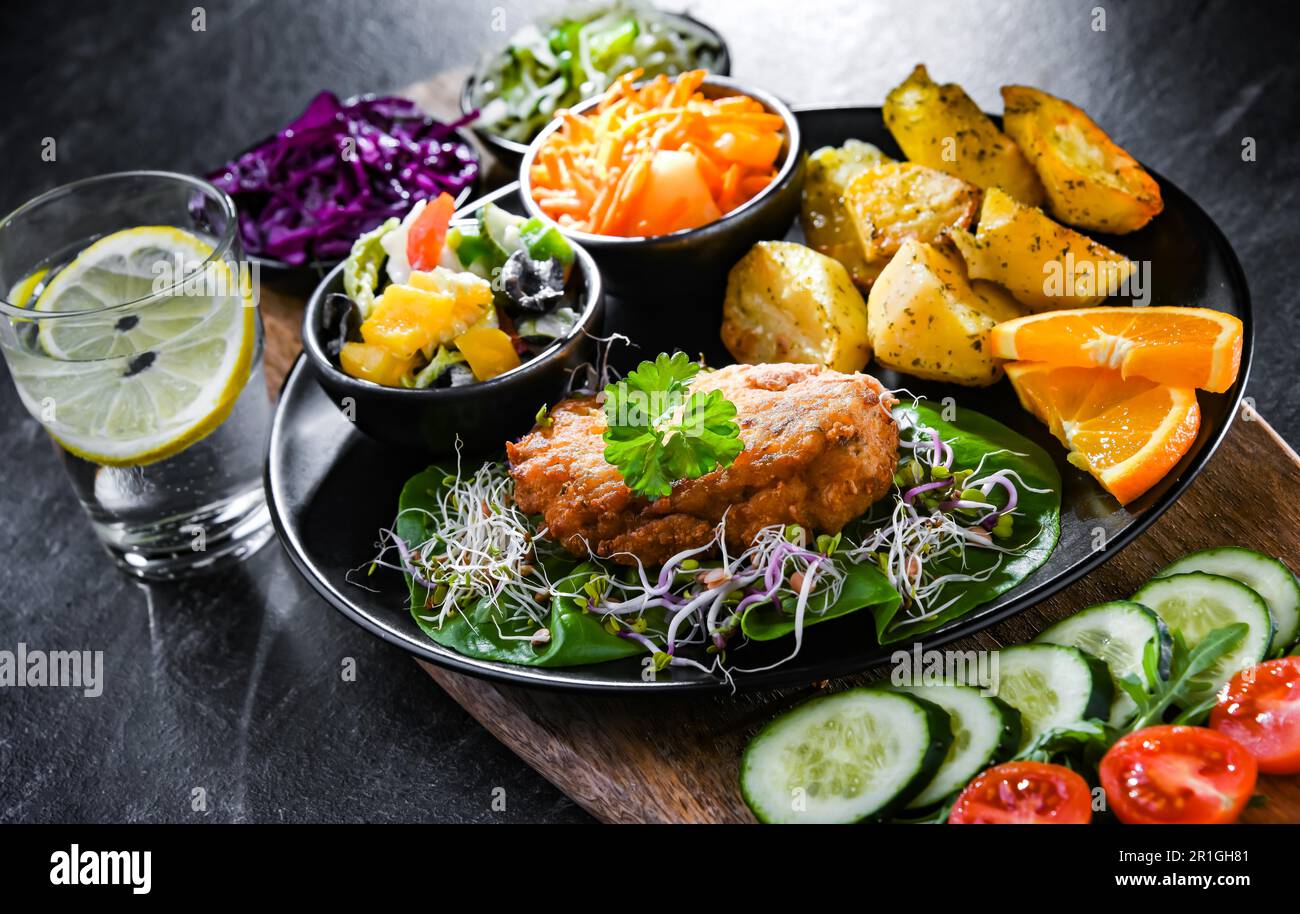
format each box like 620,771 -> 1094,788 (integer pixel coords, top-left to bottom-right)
741,560 -> 900,641
396,466 -> 659,667
867,401 -> 1062,644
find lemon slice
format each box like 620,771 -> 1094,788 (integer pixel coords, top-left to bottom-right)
8,267 -> 48,308
9,226 -> 256,467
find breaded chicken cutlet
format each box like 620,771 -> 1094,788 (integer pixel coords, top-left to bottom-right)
506,363 -> 898,565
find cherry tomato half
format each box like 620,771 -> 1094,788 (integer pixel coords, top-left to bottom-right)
1099,725 -> 1257,825
948,761 -> 1092,824
406,192 -> 456,271
1210,656 -> 1300,775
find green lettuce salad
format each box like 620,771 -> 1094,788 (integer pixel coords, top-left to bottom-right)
469,1 -> 726,145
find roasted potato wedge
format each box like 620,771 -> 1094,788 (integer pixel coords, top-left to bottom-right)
844,161 -> 980,266
799,140 -> 893,289
948,187 -> 1137,311
722,241 -> 872,372
884,65 -> 1045,206
1001,85 -> 1163,234
867,239 -> 1026,386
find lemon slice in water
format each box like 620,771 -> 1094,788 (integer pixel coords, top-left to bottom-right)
9,226 -> 255,467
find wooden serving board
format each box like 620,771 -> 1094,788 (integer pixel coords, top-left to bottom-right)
258,70 -> 1300,824
263,265 -> 1300,827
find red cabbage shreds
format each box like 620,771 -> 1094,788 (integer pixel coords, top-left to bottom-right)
207,91 -> 479,265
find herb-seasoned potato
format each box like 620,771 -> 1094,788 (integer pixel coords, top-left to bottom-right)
884,65 -> 1045,206
948,187 -> 1137,311
867,239 -> 1025,386
844,161 -> 980,267
799,140 -> 893,289
1001,85 -> 1163,234
722,241 -> 872,372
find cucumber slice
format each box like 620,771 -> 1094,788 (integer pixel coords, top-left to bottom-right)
477,202 -> 522,267
1132,571 -> 1274,702
890,684 -> 1021,808
994,644 -> 1112,749
1155,547 -> 1300,650
1035,601 -> 1171,727
740,689 -> 952,824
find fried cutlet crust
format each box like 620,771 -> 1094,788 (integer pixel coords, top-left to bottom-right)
506,363 -> 898,565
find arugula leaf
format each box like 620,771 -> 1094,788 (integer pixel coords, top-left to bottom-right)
890,796 -> 959,825
602,353 -> 743,499
1014,720 -> 1110,763
1120,623 -> 1248,731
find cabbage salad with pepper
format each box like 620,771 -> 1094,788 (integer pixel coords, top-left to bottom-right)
323,197 -> 580,388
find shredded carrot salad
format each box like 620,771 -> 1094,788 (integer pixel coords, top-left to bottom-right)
528,69 -> 786,238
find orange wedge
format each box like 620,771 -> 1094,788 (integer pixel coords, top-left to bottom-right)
990,306 -> 1243,393
1005,361 -> 1200,504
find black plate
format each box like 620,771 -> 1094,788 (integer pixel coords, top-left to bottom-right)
266,105 -> 1252,693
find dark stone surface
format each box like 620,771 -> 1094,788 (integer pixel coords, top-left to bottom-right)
0,0 -> 1296,823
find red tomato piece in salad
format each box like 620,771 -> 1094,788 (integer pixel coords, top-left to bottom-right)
1210,656 -> 1300,775
407,192 -> 456,271
1099,725 -> 1257,824
948,761 -> 1092,824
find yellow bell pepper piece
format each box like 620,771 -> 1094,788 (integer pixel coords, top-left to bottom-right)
339,341 -> 418,387
409,267 -> 493,308
362,268 -> 491,358
455,327 -> 521,381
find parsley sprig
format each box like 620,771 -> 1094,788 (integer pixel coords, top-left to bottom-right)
601,353 -> 744,499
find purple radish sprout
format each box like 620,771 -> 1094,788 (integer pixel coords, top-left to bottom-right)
929,429 -> 953,468
903,479 -> 953,503
938,498 -> 995,512
388,531 -> 439,591
973,474 -> 1019,527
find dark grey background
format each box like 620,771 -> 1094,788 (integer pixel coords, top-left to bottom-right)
0,0 -> 1295,822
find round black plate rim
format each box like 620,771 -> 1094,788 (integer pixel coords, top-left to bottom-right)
265,103 -> 1254,694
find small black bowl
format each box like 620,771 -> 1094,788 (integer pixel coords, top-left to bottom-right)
518,74 -> 805,303
301,221 -> 604,455
461,10 -> 731,166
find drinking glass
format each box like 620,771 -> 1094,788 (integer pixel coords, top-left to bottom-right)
0,171 -> 274,579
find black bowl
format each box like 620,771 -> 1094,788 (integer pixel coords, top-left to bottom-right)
518,74 -> 805,303
461,10 -> 732,165
301,221 -> 604,455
